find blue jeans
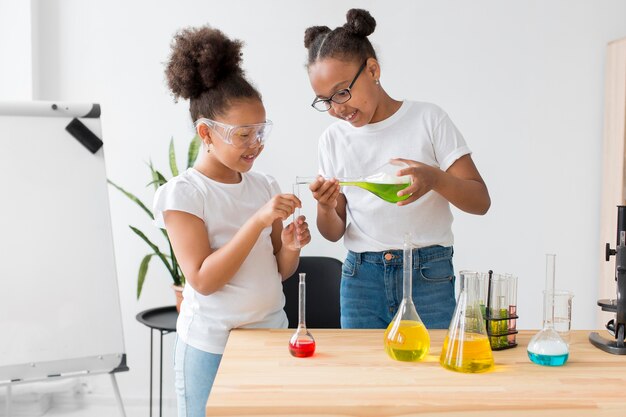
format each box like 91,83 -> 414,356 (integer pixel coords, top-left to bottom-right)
174,337 -> 222,417
340,246 -> 456,329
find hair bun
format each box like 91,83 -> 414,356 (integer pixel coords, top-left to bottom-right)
304,26 -> 331,48
343,9 -> 376,37
165,26 -> 244,100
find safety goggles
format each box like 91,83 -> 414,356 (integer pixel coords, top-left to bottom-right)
195,118 -> 273,149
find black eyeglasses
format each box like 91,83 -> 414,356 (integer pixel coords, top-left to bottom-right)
311,61 -> 367,112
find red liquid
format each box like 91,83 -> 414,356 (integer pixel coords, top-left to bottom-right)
289,338 -> 316,357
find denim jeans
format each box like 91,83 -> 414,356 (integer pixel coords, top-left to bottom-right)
340,246 -> 456,329
174,336 -> 223,417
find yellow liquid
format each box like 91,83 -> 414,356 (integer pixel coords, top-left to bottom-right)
340,182 -> 410,203
384,320 -> 430,361
440,334 -> 495,373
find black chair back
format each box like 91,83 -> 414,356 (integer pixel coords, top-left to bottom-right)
282,256 -> 342,329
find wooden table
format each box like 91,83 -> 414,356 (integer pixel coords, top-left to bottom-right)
206,330 -> 626,416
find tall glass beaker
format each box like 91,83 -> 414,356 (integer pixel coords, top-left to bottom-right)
440,271 -> 495,373
527,254 -> 569,366
288,273 -> 315,357
383,234 -> 430,361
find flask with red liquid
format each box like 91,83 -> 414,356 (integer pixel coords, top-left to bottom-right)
288,273 -> 316,357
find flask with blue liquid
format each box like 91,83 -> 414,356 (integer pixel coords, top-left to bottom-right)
527,254 -> 569,366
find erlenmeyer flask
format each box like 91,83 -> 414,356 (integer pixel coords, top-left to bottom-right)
383,234 -> 430,361
297,160 -> 412,203
527,254 -> 569,366
288,273 -> 316,358
440,271 -> 495,373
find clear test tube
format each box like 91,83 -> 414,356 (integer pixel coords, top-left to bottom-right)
506,274 -> 518,344
488,274 -> 508,348
292,182 -> 301,249
476,271 -> 489,320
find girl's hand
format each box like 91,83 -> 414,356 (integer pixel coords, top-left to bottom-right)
392,158 -> 441,206
281,215 -> 311,251
255,194 -> 301,228
309,176 -> 341,212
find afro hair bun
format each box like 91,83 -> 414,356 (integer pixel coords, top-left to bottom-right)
343,9 -> 376,38
165,26 -> 244,100
304,25 -> 332,48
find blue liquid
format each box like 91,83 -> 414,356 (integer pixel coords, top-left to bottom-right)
527,351 -> 568,366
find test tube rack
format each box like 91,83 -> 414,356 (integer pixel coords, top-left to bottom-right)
483,270 -> 519,351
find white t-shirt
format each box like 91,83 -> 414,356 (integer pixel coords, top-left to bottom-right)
153,168 -> 288,354
318,101 -> 471,252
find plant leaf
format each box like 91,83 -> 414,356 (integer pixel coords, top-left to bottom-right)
147,161 -> 168,189
169,137 -> 179,177
108,180 -> 154,220
154,170 -> 168,185
129,226 -> 175,278
137,253 -> 155,299
187,134 -> 201,168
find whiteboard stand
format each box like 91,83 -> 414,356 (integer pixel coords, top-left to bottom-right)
5,385 -> 10,417
110,373 -> 126,417
2,366 -> 127,417
0,101 -> 128,416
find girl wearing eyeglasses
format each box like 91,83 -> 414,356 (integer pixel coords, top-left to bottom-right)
304,9 -> 490,330
154,26 -> 310,417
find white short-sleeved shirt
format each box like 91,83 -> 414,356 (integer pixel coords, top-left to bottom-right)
318,101 -> 471,252
153,168 -> 288,354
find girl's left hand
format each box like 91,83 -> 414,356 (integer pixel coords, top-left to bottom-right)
392,158 -> 441,206
281,215 -> 311,250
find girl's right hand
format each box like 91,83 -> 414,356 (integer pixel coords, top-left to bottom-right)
309,176 -> 341,211
254,194 -> 301,228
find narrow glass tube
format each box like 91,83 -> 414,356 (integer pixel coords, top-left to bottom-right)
403,233 -> 412,302
507,274 -> 518,343
544,254 -> 556,329
292,182 -> 300,249
298,273 -> 306,327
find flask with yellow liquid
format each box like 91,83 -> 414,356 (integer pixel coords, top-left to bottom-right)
383,234 -> 430,361
296,160 -> 412,204
440,271 -> 495,373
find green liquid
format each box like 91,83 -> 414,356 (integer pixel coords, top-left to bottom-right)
488,308 -> 510,349
340,181 -> 410,203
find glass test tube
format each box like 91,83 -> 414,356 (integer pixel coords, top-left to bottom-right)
507,274 -> 518,343
292,182 -> 300,249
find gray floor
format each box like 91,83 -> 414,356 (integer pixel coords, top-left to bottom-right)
4,401 -> 176,417
43,402 -> 175,417
2,381 -> 176,417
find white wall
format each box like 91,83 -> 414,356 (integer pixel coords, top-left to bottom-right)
0,0 -> 32,98
3,0 -> 626,408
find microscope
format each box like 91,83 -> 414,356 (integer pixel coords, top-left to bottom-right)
589,205 -> 626,354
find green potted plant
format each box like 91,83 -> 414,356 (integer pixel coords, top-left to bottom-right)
108,135 -> 201,311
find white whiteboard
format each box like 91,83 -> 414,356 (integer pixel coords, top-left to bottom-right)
0,101 -> 126,383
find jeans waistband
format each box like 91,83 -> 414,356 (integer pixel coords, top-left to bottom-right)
348,246 -> 453,267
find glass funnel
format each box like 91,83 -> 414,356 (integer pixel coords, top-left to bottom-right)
288,273 -> 316,357
527,254 -> 569,366
440,271 -> 495,373
297,160 -> 412,203
383,234 -> 430,361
